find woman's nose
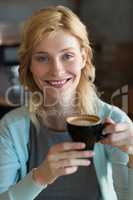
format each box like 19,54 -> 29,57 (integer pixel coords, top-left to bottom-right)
51,59 -> 65,76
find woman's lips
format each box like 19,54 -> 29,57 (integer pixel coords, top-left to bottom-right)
45,78 -> 72,88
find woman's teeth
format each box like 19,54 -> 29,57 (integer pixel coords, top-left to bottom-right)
45,79 -> 70,87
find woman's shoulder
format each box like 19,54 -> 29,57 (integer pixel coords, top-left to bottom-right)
0,106 -> 30,130
98,99 -> 132,123
0,106 -> 30,147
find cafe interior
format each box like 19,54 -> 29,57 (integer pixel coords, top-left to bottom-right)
0,0 -> 133,120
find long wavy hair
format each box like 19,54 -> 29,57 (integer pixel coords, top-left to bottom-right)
19,5 -> 99,118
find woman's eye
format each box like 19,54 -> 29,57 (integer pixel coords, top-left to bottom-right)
35,55 -> 49,63
62,53 -> 74,61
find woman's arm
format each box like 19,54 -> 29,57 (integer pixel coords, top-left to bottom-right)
104,144 -> 128,200
101,105 -> 133,200
0,131 -> 45,200
0,172 -> 45,200
0,111 -> 45,200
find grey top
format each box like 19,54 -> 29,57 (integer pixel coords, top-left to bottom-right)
28,121 -> 101,200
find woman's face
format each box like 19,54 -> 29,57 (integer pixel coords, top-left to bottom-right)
30,30 -> 87,101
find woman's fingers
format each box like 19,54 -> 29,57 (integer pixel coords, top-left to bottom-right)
52,158 -> 91,169
48,142 -> 92,162
49,150 -> 94,161
37,142 -> 94,185
49,142 -> 86,154
104,122 -> 129,134
101,122 -> 133,145
101,131 -> 130,145
56,166 -> 79,177
101,137 -> 129,146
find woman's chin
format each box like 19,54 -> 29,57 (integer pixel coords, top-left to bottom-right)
42,78 -> 77,104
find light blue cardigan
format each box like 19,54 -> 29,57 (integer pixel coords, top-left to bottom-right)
0,101 -> 133,200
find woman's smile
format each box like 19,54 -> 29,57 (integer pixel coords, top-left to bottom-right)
44,78 -> 73,88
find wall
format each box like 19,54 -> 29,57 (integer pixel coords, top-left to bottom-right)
79,0 -> 133,118
80,0 -> 133,42
0,0 -> 75,23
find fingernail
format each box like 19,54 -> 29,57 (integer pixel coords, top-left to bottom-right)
80,143 -> 86,148
86,160 -> 91,165
90,151 -> 95,156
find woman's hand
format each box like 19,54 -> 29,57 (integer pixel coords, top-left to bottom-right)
33,142 -> 94,185
100,118 -> 133,167
101,118 -> 133,154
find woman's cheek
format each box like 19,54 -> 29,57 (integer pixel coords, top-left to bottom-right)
68,60 -> 83,73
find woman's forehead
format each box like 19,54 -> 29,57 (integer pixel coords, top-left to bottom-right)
33,30 -> 81,53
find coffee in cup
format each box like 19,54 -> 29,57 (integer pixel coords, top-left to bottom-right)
66,114 -> 106,150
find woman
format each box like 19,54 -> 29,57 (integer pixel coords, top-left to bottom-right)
0,5 -> 133,200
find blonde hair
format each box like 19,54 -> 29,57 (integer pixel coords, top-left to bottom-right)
19,5 -> 99,116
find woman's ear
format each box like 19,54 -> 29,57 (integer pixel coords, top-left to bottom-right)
81,48 -> 88,69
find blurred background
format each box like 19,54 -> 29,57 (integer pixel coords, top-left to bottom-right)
0,0 -> 133,120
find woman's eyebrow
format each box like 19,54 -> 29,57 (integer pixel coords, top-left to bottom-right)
33,51 -> 48,55
60,47 -> 75,52
33,48 -> 75,55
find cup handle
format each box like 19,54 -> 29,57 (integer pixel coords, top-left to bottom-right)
96,122 -> 111,141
